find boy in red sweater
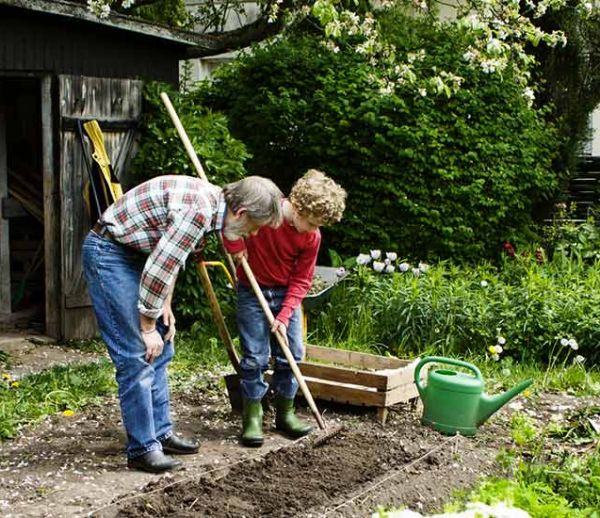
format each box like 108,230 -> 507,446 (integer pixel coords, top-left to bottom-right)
224,170 -> 346,446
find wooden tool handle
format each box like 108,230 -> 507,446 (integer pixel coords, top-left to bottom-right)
240,258 -> 327,430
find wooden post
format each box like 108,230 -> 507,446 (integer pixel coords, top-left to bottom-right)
0,91 -> 11,316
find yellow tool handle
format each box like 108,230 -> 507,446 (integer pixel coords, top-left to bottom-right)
240,257 -> 327,431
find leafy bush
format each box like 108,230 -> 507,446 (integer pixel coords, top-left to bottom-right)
131,82 -> 249,328
313,253 -> 600,364
196,8 -> 559,261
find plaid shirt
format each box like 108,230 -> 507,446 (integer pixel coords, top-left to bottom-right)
99,175 -> 225,319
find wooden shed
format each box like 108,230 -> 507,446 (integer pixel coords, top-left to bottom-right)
0,0 -> 210,339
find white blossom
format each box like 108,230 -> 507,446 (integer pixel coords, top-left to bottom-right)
399,262 -> 410,272
412,267 -> 421,277
385,264 -> 395,273
335,267 -> 346,277
497,336 -> 506,345
356,253 -> 371,265
480,280 -> 488,287
370,249 -> 381,259
373,261 -> 385,273
560,338 -> 569,347
418,262 -> 430,272
494,345 -> 503,354
568,339 -> 579,351
385,252 -> 398,261
573,355 -> 585,365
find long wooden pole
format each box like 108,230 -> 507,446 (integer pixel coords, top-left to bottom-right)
160,92 -> 240,373
240,258 -> 327,430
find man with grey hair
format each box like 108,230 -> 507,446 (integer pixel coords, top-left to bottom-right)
82,174 -> 282,473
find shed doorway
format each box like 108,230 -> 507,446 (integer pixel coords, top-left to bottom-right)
0,78 -> 45,332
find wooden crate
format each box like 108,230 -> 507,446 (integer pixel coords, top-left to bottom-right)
298,344 -> 423,424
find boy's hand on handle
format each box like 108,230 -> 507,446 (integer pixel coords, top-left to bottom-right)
231,250 -> 247,265
271,319 -> 289,347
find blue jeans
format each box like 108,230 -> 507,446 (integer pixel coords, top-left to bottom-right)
236,284 -> 303,401
82,231 -> 174,459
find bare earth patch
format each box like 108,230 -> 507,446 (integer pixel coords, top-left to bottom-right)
0,369 -> 593,518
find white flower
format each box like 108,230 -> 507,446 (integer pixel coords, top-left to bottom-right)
560,338 -> 569,347
491,353 -> 500,361
373,261 -> 385,273
480,280 -> 488,287
573,355 -> 585,365
335,267 -> 346,277
412,267 -> 421,277
501,368 -> 511,376
122,0 -> 135,7
399,262 -> 410,272
523,87 -> 535,103
497,336 -> 506,345
385,264 -> 395,273
486,38 -> 502,54
494,345 -> 503,354
418,262 -> 430,272
568,339 -> 579,351
463,50 -> 476,62
370,249 -> 381,259
385,252 -> 397,261
418,88 -> 427,97
356,253 -> 371,266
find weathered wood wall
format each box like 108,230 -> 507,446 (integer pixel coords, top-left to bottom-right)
59,75 -> 143,339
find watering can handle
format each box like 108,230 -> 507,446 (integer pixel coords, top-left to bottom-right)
414,356 -> 483,395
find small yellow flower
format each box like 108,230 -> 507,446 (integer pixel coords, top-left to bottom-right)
523,389 -> 531,398
10,381 -> 19,388
62,410 -> 75,417
1,373 -> 11,381
488,345 -> 496,354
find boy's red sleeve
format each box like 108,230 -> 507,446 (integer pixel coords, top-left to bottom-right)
276,231 -> 321,327
221,232 -> 246,254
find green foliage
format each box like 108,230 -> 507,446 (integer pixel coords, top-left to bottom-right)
197,7 -> 559,261
127,0 -> 193,28
313,254 -> 600,364
131,82 -> 250,328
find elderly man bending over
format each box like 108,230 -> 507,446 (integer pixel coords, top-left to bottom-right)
82,175 -> 282,473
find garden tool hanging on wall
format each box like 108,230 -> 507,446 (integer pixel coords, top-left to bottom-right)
77,120 -> 123,223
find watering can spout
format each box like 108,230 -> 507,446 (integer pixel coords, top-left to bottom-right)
476,379 -> 533,426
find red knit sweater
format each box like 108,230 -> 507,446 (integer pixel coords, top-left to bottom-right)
222,219 -> 321,326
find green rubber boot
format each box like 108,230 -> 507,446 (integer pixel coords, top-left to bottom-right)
275,396 -> 313,439
241,398 -> 264,447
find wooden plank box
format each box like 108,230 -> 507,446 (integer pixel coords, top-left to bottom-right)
298,344 -> 423,424
225,345 -> 425,425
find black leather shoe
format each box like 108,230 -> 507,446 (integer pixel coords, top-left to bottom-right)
160,434 -> 200,455
127,450 -> 182,473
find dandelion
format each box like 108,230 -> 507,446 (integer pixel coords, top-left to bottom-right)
573,355 -> 585,365
488,345 -> 497,354
370,249 -> 381,260
398,262 -> 410,272
480,280 -> 488,287
385,264 -> 395,273
10,381 -> 19,388
356,253 -> 371,266
1,373 -> 11,381
63,410 -> 75,417
372,261 -> 385,273
560,338 -> 569,347
568,339 -> 579,351
385,252 -> 397,261
497,336 -> 506,345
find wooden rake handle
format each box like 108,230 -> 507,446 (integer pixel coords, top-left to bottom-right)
240,258 -> 327,431
160,92 -> 240,373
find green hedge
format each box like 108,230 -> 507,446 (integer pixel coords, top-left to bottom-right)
195,8 -> 559,262
313,254 -> 600,364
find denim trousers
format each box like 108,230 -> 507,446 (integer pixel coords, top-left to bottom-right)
236,283 -> 303,401
82,231 -> 174,459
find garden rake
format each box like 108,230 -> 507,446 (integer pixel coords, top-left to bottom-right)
160,92 -> 344,447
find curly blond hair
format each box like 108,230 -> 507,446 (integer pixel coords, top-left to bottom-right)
289,169 -> 346,225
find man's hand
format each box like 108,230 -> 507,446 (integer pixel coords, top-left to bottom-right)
271,319 -> 289,347
163,304 -> 176,342
142,329 -> 164,363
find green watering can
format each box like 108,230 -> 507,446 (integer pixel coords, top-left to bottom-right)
414,356 -> 533,436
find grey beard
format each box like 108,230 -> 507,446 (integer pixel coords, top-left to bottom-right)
223,219 -> 249,241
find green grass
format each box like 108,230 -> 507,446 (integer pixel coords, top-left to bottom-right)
0,331 -> 232,441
